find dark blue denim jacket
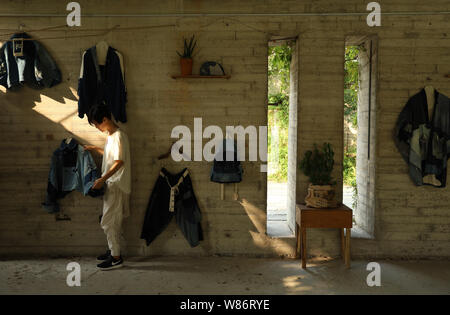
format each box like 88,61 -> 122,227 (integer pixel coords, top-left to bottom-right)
0,32 -> 61,90
42,138 -> 104,213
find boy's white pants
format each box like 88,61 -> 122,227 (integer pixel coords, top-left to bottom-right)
100,184 -> 130,257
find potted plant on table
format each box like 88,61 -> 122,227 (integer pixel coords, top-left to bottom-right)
299,142 -> 337,208
176,35 -> 197,76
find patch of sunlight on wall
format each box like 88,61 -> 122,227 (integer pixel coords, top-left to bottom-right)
32,88 -> 105,144
31,93 -> 85,138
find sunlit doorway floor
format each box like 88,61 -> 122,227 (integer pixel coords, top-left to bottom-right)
267,181 -> 293,237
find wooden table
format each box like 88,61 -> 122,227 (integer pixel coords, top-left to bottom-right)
296,204 -> 353,269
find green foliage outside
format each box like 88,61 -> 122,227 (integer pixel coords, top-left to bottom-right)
268,44 -> 292,182
344,46 -> 360,128
268,45 -> 292,93
268,93 -> 289,181
344,46 -> 360,208
267,43 -> 360,199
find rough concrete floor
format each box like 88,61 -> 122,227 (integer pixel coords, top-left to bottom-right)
1,256 -> 449,294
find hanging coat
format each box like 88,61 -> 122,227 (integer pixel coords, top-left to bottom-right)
42,138 -> 104,213
394,88 -> 450,187
77,45 -> 127,123
0,32 -> 61,90
141,168 -> 203,247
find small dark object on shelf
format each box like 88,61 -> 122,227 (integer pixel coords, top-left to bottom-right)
200,61 -> 225,76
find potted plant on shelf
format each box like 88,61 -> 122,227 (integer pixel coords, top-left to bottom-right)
299,142 -> 338,208
176,35 -> 197,76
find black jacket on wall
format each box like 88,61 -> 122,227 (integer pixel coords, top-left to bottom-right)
77,45 -> 127,122
0,32 -> 61,90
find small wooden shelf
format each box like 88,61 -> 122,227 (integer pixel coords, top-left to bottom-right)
171,74 -> 231,79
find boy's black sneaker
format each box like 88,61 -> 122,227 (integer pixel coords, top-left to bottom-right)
97,255 -> 123,271
97,250 -> 111,261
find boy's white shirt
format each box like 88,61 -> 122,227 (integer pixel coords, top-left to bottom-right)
102,128 -> 131,195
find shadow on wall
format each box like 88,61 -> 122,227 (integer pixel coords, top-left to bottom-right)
0,83 -> 297,257
0,82 -> 110,251
0,30 -> 296,257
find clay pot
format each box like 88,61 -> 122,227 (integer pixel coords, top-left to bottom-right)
305,184 -> 337,208
180,58 -> 193,75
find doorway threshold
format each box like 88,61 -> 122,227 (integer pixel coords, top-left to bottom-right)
267,220 -> 295,238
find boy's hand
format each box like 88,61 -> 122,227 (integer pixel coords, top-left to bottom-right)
92,178 -> 105,190
83,144 -> 104,156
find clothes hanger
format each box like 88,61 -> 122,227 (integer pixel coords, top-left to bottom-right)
157,142 -> 174,160
424,85 -> 436,121
95,40 -> 109,66
424,85 -> 435,100
3,25 -> 40,44
65,132 -> 75,144
12,24 -> 27,57
158,141 -> 187,160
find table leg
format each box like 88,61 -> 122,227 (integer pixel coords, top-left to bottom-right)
340,228 -> 345,261
296,223 -> 301,258
345,228 -> 351,268
301,227 -> 306,268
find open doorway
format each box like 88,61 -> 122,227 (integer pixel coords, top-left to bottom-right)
344,35 -> 377,238
266,37 -> 298,237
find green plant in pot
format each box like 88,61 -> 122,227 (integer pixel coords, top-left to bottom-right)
177,35 -> 197,76
299,142 -> 338,208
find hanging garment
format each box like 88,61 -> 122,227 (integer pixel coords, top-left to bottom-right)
0,32 -> 61,90
42,138 -> 104,213
210,138 -> 243,200
210,138 -> 243,183
394,87 -> 450,187
77,44 -> 127,122
140,168 -> 203,247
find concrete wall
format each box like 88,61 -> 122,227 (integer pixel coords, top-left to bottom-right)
287,39 -> 298,233
355,36 -> 377,236
0,0 -> 449,259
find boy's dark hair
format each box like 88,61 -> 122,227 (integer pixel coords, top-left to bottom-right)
87,105 -> 111,125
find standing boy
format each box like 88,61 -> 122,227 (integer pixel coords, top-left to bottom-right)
84,105 -> 131,270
